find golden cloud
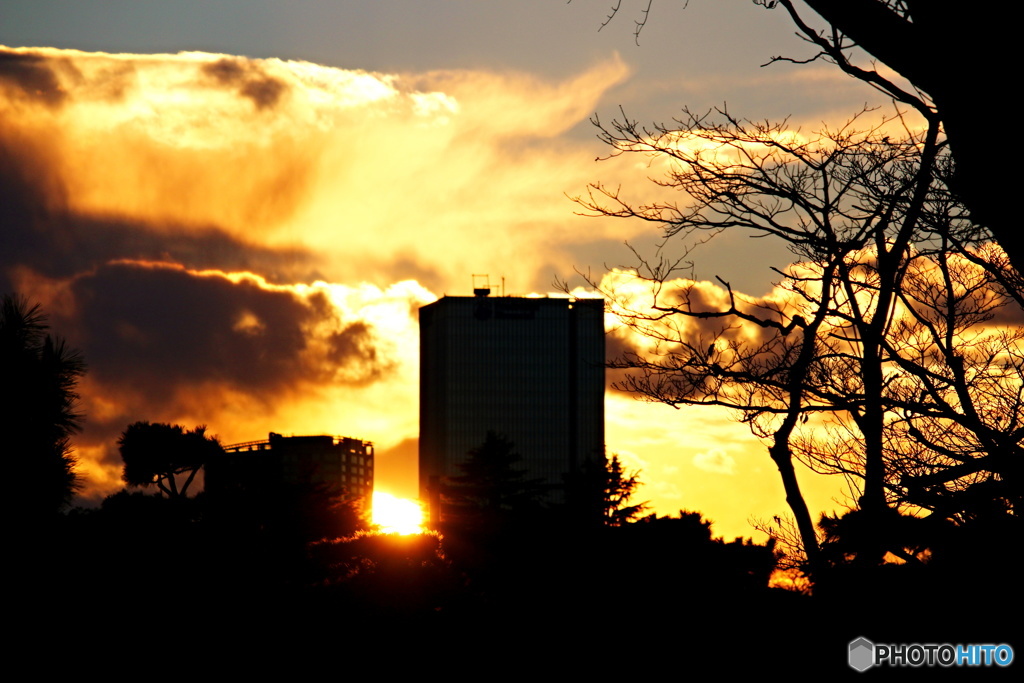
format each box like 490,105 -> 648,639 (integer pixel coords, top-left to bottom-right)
2,45 -> 851,539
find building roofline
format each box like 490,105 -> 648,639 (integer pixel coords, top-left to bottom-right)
222,433 -> 372,453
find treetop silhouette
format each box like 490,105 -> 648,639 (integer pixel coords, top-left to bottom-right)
2,293 -> 85,515
119,421 -> 223,498
441,431 -> 546,527
601,453 -> 649,526
595,1 -> 1019,280
577,104 -> 1022,577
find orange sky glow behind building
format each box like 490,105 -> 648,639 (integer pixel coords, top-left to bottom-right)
372,491 -> 426,534
0,45 -> 920,541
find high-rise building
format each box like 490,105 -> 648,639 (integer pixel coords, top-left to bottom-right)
419,291 -> 604,518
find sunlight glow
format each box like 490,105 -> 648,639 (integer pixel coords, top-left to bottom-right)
372,491 -> 425,534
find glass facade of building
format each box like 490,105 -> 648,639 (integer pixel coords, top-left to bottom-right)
419,295 -> 604,512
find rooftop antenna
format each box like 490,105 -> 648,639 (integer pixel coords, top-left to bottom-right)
472,273 -> 491,297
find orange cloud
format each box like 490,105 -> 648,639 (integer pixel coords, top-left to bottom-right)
1,46 -> 638,293
2,45 -> 853,540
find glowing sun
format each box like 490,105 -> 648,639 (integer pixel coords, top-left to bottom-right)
372,491 -> 425,534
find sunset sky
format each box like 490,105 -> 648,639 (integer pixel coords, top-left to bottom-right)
1,1 -> 908,539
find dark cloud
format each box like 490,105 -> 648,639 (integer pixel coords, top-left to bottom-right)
0,51 -> 70,107
55,261 -> 408,495
605,325 -> 635,362
57,261 -> 401,481
5,209 -> 317,287
605,327 -> 640,396
202,57 -> 287,110
597,278 -> 788,397
203,58 -> 246,83
0,123 -> 316,291
989,304 -> 1024,326
0,48 -> 138,106
68,261 -> 394,391
71,262 -> 313,390
327,321 -> 394,385
0,123 -> 66,272
328,321 -> 374,364
240,77 -> 286,110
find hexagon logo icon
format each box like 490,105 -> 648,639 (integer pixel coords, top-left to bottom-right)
849,637 -> 875,671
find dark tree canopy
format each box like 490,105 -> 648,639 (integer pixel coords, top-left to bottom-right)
119,421 -> 223,498
578,101 -> 1023,576
782,1 -> 1011,273
582,0 -> 1022,579
2,293 -> 85,515
563,452 -> 649,526
441,431 -> 546,527
602,454 -> 649,526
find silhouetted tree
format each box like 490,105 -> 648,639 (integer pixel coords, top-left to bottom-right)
611,510 -> 777,599
594,1 -> 1020,280
267,479 -> 365,543
563,452 -> 647,526
119,422 -> 222,498
818,507 -> 939,568
309,531 -> 456,615
2,293 -> 85,516
577,106 -> 1022,577
602,454 -> 649,526
769,1 -> 1012,274
442,431 -> 546,528
634,509 -> 714,542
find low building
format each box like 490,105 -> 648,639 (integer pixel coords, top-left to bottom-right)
207,432 -> 374,514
